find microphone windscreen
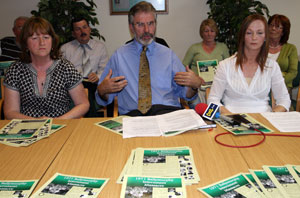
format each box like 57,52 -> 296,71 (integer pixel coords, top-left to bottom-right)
195,103 -> 208,116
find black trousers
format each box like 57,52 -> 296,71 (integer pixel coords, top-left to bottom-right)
125,104 -> 182,117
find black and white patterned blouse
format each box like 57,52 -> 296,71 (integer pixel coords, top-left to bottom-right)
4,58 -> 82,118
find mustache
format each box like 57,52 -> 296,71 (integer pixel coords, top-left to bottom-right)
80,33 -> 87,37
141,32 -> 154,38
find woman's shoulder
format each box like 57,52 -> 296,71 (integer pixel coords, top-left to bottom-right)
54,58 -> 76,70
6,61 -> 27,74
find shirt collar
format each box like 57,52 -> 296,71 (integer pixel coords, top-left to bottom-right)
75,39 -> 93,50
133,39 -> 155,55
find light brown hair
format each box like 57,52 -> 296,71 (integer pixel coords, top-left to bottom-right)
199,18 -> 219,38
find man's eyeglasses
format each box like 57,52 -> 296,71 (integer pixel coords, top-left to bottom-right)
133,21 -> 155,28
269,23 -> 283,30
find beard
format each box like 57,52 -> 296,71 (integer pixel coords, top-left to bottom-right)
134,32 -> 155,46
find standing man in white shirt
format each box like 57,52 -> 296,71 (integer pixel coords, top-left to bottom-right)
61,17 -> 109,117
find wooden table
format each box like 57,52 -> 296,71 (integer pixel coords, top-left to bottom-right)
0,119 -> 79,181
32,118 -> 250,198
231,114 -> 300,169
1,114 -> 300,197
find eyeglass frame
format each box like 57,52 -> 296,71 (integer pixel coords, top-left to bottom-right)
269,23 -> 283,30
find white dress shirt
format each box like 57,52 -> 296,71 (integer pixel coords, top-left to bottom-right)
208,55 -> 291,113
60,39 -> 108,78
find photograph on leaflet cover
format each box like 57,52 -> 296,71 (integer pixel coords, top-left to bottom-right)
286,165 -> 300,187
121,175 -> 187,198
214,113 -> 273,135
2,119 -> 53,147
243,173 -> 265,197
0,180 -> 38,198
0,119 -> 48,140
31,173 -> 109,198
95,116 -> 128,136
196,59 -> 218,88
198,173 -> 262,198
263,165 -> 300,197
133,147 -> 200,185
249,169 -> 285,198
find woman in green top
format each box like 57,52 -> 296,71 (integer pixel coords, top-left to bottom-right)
182,19 -> 229,108
268,14 -> 298,90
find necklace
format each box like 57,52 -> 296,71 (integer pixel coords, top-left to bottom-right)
269,44 -> 281,48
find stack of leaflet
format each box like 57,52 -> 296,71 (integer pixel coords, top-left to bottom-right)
0,119 -> 65,147
31,173 -> 109,198
118,147 -> 199,197
199,164 -> 300,198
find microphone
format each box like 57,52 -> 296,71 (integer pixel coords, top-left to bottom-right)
195,102 -> 220,120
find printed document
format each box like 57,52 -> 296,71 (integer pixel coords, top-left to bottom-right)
123,109 -> 207,138
261,112 -> 300,132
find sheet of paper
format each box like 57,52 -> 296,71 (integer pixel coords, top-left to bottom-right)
95,116 -> 128,136
157,109 -> 206,134
215,114 -> 273,135
123,109 -> 207,138
250,169 -> 284,198
31,173 -> 109,198
133,147 -> 200,185
120,175 -> 187,198
263,165 -> 300,198
261,112 -> 300,132
0,180 -> 38,198
198,173 -> 262,198
123,116 -> 161,138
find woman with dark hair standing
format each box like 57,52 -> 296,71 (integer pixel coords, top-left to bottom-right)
3,17 -> 89,119
268,14 -> 298,92
208,14 -> 290,114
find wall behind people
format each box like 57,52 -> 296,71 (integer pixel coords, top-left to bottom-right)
1,0 -> 299,60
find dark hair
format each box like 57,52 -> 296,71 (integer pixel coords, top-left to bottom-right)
20,16 -> 60,63
268,14 -> 290,44
71,17 -> 89,31
236,14 -> 269,72
199,18 -> 219,38
128,1 -> 157,24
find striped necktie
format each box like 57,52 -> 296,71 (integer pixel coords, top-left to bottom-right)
138,46 -> 152,114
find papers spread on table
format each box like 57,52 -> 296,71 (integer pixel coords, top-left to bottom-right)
0,119 -> 65,147
198,164 -> 300,198
117,147 -> 200,186
122,109 -> 207,138
261,112 -> 300,132
31,173 -> 109,198
120,175 -> 187,198
214,113 -> 273,135
0,179 -> 38,198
